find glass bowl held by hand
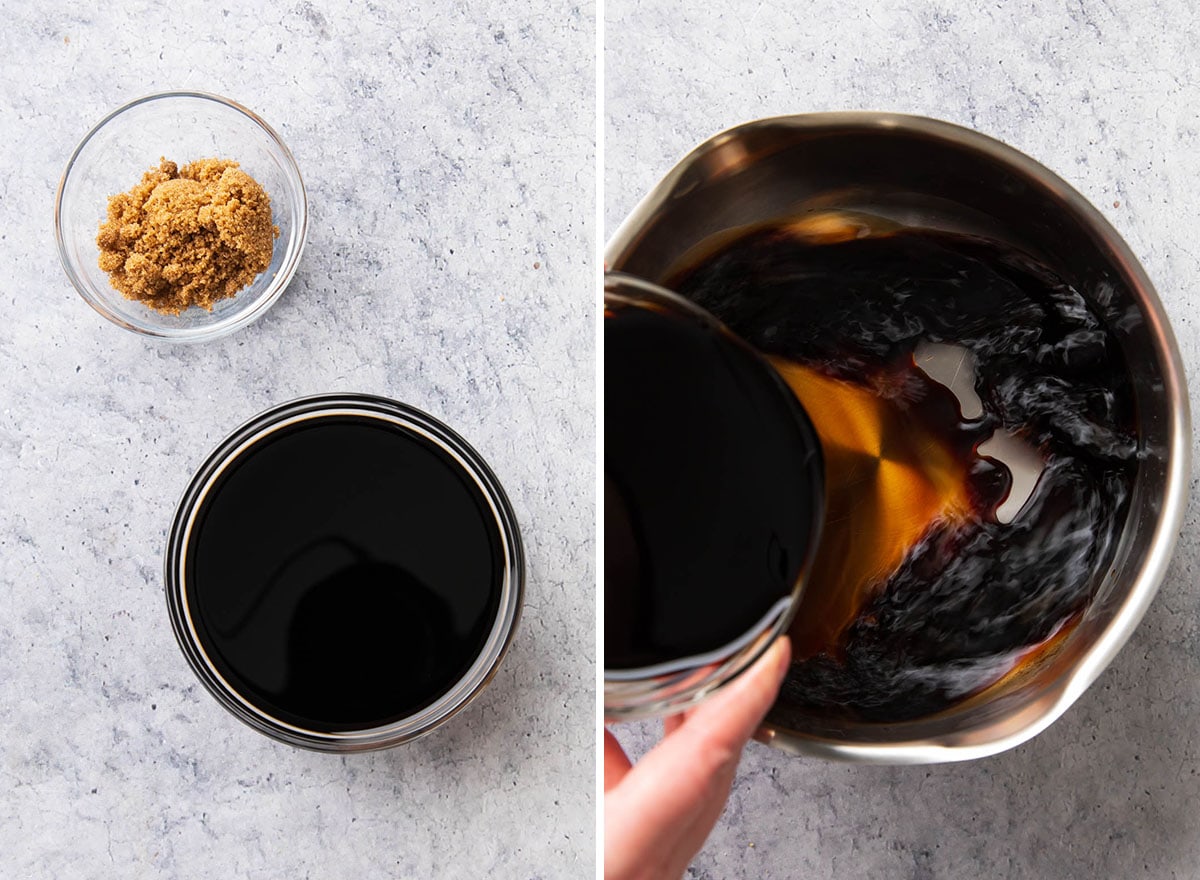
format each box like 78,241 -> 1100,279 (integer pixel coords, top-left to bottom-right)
603,272 -> 824,721
55,91 -> 308,342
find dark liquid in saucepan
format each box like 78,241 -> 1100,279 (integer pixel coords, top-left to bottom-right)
186,416 -> 504,732
605,300 -> 823,671
666,217 -> 1137,722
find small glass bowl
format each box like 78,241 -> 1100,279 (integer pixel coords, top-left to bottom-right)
55,91 -> 308,342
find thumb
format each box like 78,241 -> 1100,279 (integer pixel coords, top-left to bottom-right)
613,636 -> 791,814
664,635 -> 791,764
603,638 -> 792,880
604,729 -> 634,790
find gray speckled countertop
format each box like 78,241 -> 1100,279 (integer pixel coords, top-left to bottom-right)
607,2 -> 1200,878
0,2 -> 593,877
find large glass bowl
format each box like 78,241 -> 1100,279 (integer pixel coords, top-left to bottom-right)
164,394 -> 526,751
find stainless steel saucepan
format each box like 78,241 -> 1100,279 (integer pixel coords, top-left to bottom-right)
606,113 -> 1190,763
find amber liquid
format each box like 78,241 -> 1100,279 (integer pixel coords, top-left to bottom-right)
768,358 -> 979,661
667,215 -> 1137,722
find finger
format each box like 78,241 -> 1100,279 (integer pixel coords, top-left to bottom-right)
675,635 -> 792,757
663,712 -> 685,737
604,729 -> 633,791
610,637 -> 791,826
662,643 -> 781,740
604,638 -> 792,878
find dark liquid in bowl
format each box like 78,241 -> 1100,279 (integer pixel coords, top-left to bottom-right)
667,216 -> 1137,722
185,416 -> 504,732
604,299 -> 823,671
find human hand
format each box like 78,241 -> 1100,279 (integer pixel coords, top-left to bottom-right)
603,636 -> 792,880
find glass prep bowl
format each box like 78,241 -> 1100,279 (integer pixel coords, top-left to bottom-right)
55,91 -> 308,342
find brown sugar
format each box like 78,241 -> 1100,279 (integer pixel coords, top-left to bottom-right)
96,158 -> 278,314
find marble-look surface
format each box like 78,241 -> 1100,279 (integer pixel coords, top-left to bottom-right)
0,2 -> 593,877
607,2 -> 1200,878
